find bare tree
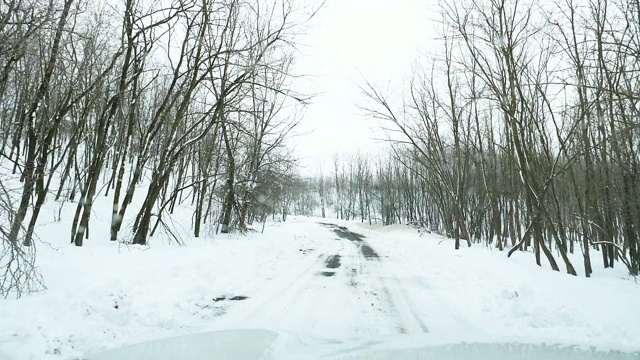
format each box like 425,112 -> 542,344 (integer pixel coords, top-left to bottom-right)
7,0 -> 75,245
0,178 -> 44,298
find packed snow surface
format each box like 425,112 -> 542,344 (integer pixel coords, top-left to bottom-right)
1,216 -> 639,359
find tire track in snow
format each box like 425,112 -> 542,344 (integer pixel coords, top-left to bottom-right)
210,250 -> 328,330
212,224 -> 371,336
378,275 -> 430,333
320,222 -> 429,335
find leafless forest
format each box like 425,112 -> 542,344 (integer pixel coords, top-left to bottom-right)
1,0 -> 312,296
1,0 -> 639,297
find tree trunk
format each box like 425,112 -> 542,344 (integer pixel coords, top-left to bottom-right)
220,124 -> 235,234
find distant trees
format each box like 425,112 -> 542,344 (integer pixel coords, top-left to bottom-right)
329,154 -> 373,222
357,0 -> 640,276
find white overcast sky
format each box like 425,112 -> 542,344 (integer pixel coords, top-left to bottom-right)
290,0 -> 438,174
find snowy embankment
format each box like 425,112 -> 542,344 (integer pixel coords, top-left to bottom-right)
356,223 -> 640,344
1,210 -> 639,359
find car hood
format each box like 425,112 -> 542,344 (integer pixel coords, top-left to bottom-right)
88,329 -> 639,360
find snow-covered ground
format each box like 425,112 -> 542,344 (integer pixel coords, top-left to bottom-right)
1,208 -> 639,359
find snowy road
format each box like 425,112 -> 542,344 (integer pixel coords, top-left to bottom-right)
205,218 -> 640,348
207,221 -> 478,339
2,216 -> 640,359
208,221 -> 438,338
